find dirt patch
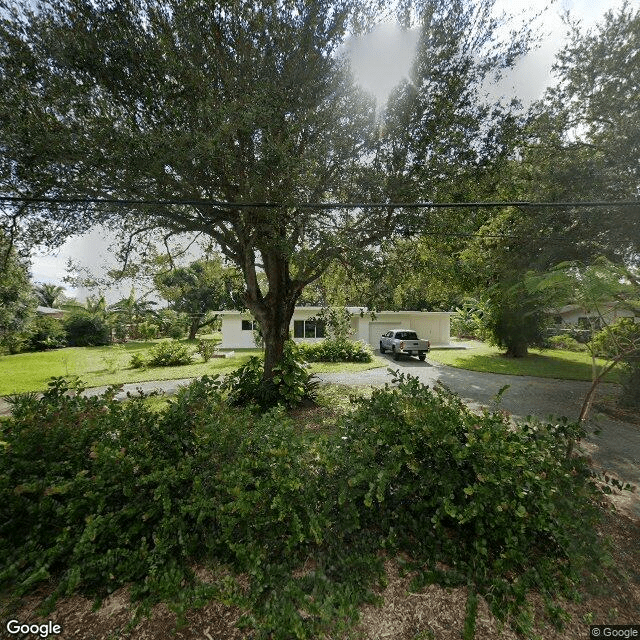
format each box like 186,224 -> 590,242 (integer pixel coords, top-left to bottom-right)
4,505 -> 639,640
594,399 -> 640,426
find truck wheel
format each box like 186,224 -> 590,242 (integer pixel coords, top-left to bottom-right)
380,343 -> 386,354
393,347 -> 400,361
418,354 -> 426,361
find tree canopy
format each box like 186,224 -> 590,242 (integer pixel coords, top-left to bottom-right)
155,256 -> 244,339
0,0 -> 535,382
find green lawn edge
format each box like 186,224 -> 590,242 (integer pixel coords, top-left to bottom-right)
427,340 -> 624,384
0,342 -> 387,396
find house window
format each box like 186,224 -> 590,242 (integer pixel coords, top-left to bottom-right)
294,319 -> 325,338
241,319 -> 256,331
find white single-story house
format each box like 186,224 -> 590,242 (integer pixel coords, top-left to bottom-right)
552,304 -> 639,327
217,307 -> 453,349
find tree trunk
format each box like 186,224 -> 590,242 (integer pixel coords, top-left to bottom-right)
505,341 -> 528,357
242,247 -> 300,383
188,317 -> 199,341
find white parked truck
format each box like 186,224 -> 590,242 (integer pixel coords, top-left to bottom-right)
379,329 -> 430,361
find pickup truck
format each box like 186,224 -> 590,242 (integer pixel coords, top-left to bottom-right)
379,329 -> 430,361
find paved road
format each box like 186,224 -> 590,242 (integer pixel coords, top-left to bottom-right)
3,355 -> 639,516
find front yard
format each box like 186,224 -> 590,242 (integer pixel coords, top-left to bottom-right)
428,340 -> 624,383
0,339 -> 386,396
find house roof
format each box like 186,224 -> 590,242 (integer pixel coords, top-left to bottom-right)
36,306 -> 64,315
216,307 -> 453,316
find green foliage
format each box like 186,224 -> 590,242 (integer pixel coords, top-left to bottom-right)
34,283 -> 65,308
0,234 -> 36,354
0,371 -> 607,638
548,334 -> 588,352
196,338 -> 221,363
63,311 -> 112,347
451,299 -> 490,340
136,320 -> 158,340
26,316 -> 67,351
224,341 -> 318,409
297,338 -> 373,363
331,370 -> 605,631
146,340 -> 193,367
484,281 -> 549,357
129,353 -> 147,369
155,257 -> 242,340
156,309 -> 187,339
589,318 -> 640,408
589,318 -> 640,359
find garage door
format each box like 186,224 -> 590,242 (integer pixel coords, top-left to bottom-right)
368,323 -> 404,348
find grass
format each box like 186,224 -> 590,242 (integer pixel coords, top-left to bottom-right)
0,339 -> 387,396
428,340 -> 625,383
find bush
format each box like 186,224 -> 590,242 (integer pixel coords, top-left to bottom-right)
129,352 -> 147,369
224,341 -> 318,408
590,318 -> 640,409
330,371 -> 605,632
146,340 -> 193,367
0,373 -> 607,638
64,311 -> 111,347
26,316 -> 67,351
156,309 -> 187,339
451,299 -> 491,341
547,334 -> 588,352
196,337 -> 221,362
297,338 -> 373,362
0,376 -> 344,637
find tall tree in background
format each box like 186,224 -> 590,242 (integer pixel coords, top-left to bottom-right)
518,2 -> 640,265
0,232 -> 36,353
155,257 -> 243,340
0,0 -> 534,385
460,4 -> 640,356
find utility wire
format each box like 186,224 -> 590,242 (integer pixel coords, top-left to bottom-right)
1,195 -> 639,210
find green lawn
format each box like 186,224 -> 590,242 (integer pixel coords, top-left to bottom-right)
428,340 -> 624,383
0,340 -> 387,396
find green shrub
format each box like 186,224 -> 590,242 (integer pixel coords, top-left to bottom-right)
146,340 -> 193,367
197,337 -> 221,362
156,309 -> 187,339
64,311 -> 111,346
137,320 -> 159,340
129,352 -> 147,369
0,376 -> 353,637
589,318 -> 640,409
547,334 -> 588,352
27,316 -> 67,351
224,341 -> 318,408
297,338 -> 373,362
329,370 -> 605,632
0,372 -> 607,639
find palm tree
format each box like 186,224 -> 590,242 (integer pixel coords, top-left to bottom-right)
34,283 -> 65,308
108,289 -> 157,340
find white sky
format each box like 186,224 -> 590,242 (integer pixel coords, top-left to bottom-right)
30,0 -> 636,300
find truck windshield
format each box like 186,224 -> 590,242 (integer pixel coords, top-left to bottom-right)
397,331 -> 418,340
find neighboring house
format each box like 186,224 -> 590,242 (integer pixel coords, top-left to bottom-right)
218,307 -> 453,349
36,306 -> 65,320
552,304 -> 639,329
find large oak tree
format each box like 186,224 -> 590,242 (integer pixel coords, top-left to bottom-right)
0,0 -> 533,382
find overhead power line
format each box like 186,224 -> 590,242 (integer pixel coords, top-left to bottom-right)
1,195 -> 639,210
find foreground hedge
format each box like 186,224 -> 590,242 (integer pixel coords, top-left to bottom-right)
0,373 -> 605,638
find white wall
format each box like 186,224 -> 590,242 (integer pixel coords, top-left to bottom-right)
221,309 -> 453,348
220,315 -> 257,348
559,307 -> 637,326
